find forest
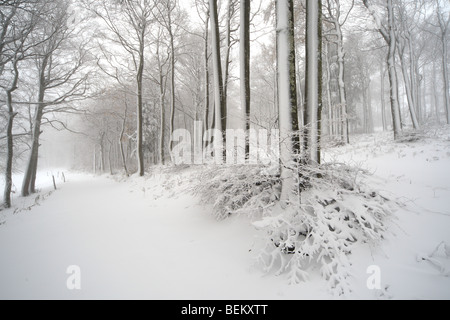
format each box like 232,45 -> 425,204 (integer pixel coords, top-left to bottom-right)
1,0 -> 449,299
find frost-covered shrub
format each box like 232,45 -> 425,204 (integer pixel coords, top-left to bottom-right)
194,162 -> 396,294
194,165 -> 281,220
254,163 -> 395,295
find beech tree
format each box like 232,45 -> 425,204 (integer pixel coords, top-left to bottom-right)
364,0 -> 403,139
240,0 -> 250,155
209,0 -> 226,158
91,0 -> 154,176
323,0 -> 353,144
277,0 -> 299,207
22,0 -> 90,197
304,0 -> 322,164
1,0 -> 39,208
432,0 -> 450,124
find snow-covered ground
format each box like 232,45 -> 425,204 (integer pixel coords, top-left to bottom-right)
1,128 -> 450,300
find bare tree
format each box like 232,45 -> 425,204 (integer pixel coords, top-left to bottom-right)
22,0 -> 90,197
152,27 -> 170,165
395,0 -> 421,130
192,0 -> 211,149
323,0 -> 354,144
153,0 -> 186,155
1,0 -> 39,208
91,0 -> 155,176
364,0 -> 403,139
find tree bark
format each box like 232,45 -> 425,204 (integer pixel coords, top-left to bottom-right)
381,63 -> 387,131
240,0 -> 250,156
136,28 -> 145,176
3,59 -> 19,208
168,4 -> 176,154
398,40 -> 419,129
203,4 -> 210,150
209,0 -> 226,158
120,100 -> 129,176
436,8 -> 449,124
22,52 -> 49,197
156,37 -> 166,165
304,0 -> 322,164
432,60 -> 440,123
324,42 -> 334,137
442,34 -> 450,124
277,0 -> 298,207
222,0 -> 233,119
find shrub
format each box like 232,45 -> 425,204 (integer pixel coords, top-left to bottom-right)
195,162 -> 396,295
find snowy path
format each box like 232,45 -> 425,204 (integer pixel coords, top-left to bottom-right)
0,174 -> 327,299
2,131 -> 450,299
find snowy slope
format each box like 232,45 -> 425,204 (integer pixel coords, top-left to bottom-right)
326,128 -> 450,299
1,128 -> 450,300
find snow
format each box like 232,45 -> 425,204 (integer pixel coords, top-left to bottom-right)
325,128 -> 450,299
0,170 -> 327,299
1,128 -> 450,299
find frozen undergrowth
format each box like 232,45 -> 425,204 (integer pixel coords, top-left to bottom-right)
194,165 -> 281,220
194,162 -> 397,295
255,163 -> 397,295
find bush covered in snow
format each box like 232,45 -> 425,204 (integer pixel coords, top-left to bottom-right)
195,162 -> 397,294
194,165 -> 281,220
255,163 -> 396,294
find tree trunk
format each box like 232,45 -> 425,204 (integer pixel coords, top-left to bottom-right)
362,80 -> 368,133
209,0 -> 226,158
119,103 -> 129,176
335,21 -> 349,144
222,0 -> 233,118
381,64 -> 387,131
137,32 -> 145,176
398,42 -> 419,129
3,100 -> 15,209
433,60 -> 440,123
157,38 -> 166,165
408,35 -> 419,120
3,58 -> 19,209
240,0 -> 251,156
442,35 -> 450,124
304,0 -> 322,164
100,132 -> 105,173
108,141 -> 113,175
21,105 -> 43,197
324,42 -> 334,137
159,83 -> 165,165
203,6 -> 210,150
364,0 -> 402,139
277,0 -> 298,207
93,144 -> 97,174
387,0 -> 402,139
168,8 -> 176,154
22,54 -> 48,197
367,79 -> 374,133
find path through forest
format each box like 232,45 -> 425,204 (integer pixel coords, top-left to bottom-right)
1,130 -> 450,299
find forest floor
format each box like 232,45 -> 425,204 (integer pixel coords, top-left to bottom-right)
1,127 -> 450,300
